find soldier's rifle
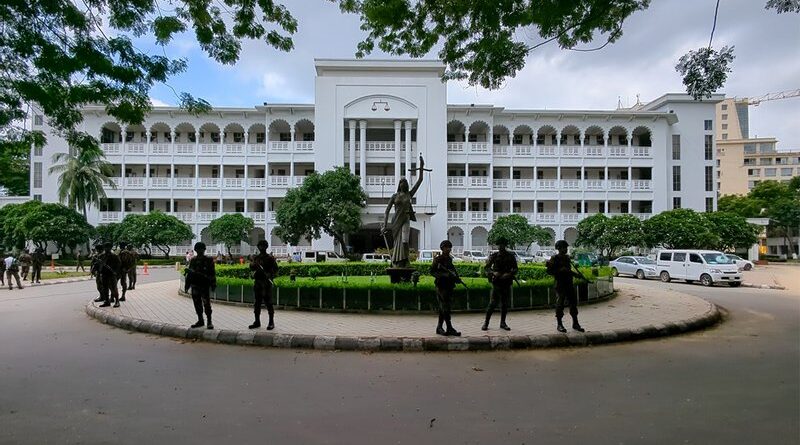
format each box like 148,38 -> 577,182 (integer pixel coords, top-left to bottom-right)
437,260 -> 468,289
252,259 -> 276,286
570,260 -> 594,283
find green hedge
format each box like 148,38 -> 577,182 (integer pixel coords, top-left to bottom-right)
215,262 -> 611,281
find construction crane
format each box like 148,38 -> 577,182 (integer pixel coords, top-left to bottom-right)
735,89 -> 800,106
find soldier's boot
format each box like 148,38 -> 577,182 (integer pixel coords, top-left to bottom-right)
206,315 -> 214,330
436,314 -> 447,336
499,311 -> 511,331
445,316 -> 461,337
481,312 -> 492,331
556,317 -> 567,333
249,314 -> 261,329
266,313 -> 275,330
99,300 -> 111,308
93,296 -> 104,302
571,315 -> 585,332
190,316 -> 204,328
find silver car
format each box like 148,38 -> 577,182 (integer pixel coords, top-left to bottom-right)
610,256 -> 658,279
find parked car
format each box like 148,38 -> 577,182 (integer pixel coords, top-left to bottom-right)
513,250 -> 535,264
418,250 -> 463,263
609,256 -> 658,279
294,250 -> 348,263
532,250 -> 556,263
725,254 -> 754,271
656,250 -> 742,287
362,253 -> 391,263
460,250 -> 488,263
575,252 -> 600,267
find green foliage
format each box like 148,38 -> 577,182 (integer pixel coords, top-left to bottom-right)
207,213 -> 254,255
307,266 -> 321,280
341,0 -> 652,89
0,135 -> 31,195
577,213 -> 645,257
0,200 -> 44,250
274,167 -> 367,252
720,181 -> 800,254
18,203 -> 94,252
48,146 -> 116,217
94,223 -> 121,245
675,46 -> 735,100
118,211 -> 194,257
643,209 -> 718,249
718,194 -> 762,218
703,212 -> 761,252
488,214 -> 552,249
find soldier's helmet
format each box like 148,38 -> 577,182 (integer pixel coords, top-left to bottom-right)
555,239 -> 569,249
103,242 -> 113,250
118,241 -> 128,250
193,242 -> 207,252
257,240 -> 269,250
439,239 -> 452,249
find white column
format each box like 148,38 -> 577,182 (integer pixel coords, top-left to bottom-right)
394,120 -> 402,186
404,121 -> 412,181
359,120 -> 367,188
348,120 -> 357,174
243,132 -> 249,213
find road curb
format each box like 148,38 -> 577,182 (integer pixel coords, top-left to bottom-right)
85,299 -> 722,352
741,282 -> 785,290
4,276 -> 94,289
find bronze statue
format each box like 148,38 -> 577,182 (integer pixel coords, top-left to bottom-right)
382,155 -> 426,269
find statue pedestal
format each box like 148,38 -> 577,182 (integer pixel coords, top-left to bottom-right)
386,267 -> 415,284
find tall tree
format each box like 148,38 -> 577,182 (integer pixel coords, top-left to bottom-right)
18,203 -> 94,253
703,212 -> 761,252
0,137 -> 31,195
575,213 -> 611,255
0,200 -> 43,251
643,209 -> 719,249
207,213 -> 255,256
718,194 -> 762,218
48,146 -> 116,219
118,211 -> 193,257
576,213 -> 644,257
488,214 -> 552,250
275,167 -> 367,253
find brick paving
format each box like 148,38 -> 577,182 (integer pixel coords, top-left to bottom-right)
86,279 -> 720,350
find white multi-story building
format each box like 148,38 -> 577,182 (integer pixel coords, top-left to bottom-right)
28,59 -> 722,255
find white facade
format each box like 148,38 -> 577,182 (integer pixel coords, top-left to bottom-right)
29,59 -> 722,254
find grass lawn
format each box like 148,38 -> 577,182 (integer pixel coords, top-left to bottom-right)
40,271 -> 92,280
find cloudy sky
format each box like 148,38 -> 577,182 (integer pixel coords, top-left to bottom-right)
143,0 -> 800,148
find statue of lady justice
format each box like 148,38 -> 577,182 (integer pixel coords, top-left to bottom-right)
382,155 -> 427,269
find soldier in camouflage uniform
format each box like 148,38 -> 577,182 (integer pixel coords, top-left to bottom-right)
19,249 -> 32,281
30,248 -> 45,284
430,240 -> 463,336
0,250 -> 5,287
546,240 -> 585,333
118,243 -> 136,301
482,237 -> 517,331
248,240 -> 278,330
97,242 -> 121,307
90,243 -> 105,303
184,242 -> 216,329
126,246 -> 138,290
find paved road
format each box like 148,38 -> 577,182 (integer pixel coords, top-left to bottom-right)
1,269 -> 797,444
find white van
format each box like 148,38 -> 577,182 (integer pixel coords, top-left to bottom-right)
460,250 -> 488,263
417,250 -> 463,263
295,250 -> 347,263
362,253 -> 390,263
656,250 -> 742,287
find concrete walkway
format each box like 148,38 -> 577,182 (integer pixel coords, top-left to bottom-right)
86,280 -> 721,351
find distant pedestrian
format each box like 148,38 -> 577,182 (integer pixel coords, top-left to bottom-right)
546,240 -> 585,333
430,240 -> 462,336
75,251 -> 85,272
19,249 -> 32,281
0,251 -> 6,286
4,253 -> 23,290
185,249 -> 194,265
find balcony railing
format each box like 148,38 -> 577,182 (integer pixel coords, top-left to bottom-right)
269,141 -> 291,151
365,142 -> 395,152
493,145 -> 509,156
224,143 -> 244,154
248,143 -> 266,154
609,146 -> 627,157
470,211 -> 489,222
197,212 -> 219,222
126,143 -> 146,154
294,176 -> 306,186
514,146 -> 533,156
470,177 -> 489,187
173,212 -> 194,223
493,179 -> 509,189
536,213 -> 557,223
199,178 -> 219,188
447,211 -> 465,222
200,144 -> 218,154
175,177 -> 196,188
470,142 -> 489,153
537,179 -> 558,190
585,146 -> 603,157
270,176 -> 289,187
447,177 -> 465,187
562,213 -> 583,223
585,179 -> 605,190
248,178 -> 266,189
538,146 -> 556,157
562,145 -> 581,157
561,179 -> 581,190
296,141 -> 314,151
632,179 -> 652,191
513,179 -> 533,189
365,175 -> 395,187
608,180 -> 629,190
125,177 -> 144,187
632,146 -> 651,158
224,178 -> 244,188
149,177 -> 170,188
175,143 -> 194,154
101,143 -> 121,154
100,211 -> 122,223
247,212 -> 266,223
150,143 -> 170,154
447,142 -> 465,153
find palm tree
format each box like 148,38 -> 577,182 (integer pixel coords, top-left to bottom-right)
48,145 -> 117,220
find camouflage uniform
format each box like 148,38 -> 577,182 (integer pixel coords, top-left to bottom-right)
118,247 -> 136,300
483,249 -> 518,330
97,248 -> 121,307
430,253 -> 462,335
19,251 -> 32,281
249,250 -> 278,329
185,254 -> 216,327
30,249 -> 45,283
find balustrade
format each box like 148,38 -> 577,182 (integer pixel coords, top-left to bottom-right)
447,142 -> 465,153
493,145 -> 509,156
609,146 -> 627,157
175,143 -> 194,154
248,178 -> 266,188
632,146 -> 651,157
632,179 -> 652,190
608,180 -> 629,190
199,177 -> 219,188
514,146 -> 533,156
447,211 -> 465,222
149,177 -> 170,188
365,176 -> 395,186
538,146 -> 556,156
200,144 -> 218,154
270,176 -> 289,187
561,179 -> 581,190
150,143 -> 169,154
585,146 -> 603,157
493,179 -> 509,189
174,177 -> 196,188
537,179 -> 558,190
469,177 -> 489,187
126,143 -> 146,154
269,141 -> 291,151
585,180 -> 605,190
562,145 -> 581,157
101,143 -> 120,154
536,213 -> 557,223
248,144 -> 266,154
223,178 -> 243,188
470,212 -> 489,222
447,177 -> 465,187
470,142 -> 489,153
296,141 -> 314,151
125,177 -> 144,187
513,179 -> 533,189
224,144 -> 244,154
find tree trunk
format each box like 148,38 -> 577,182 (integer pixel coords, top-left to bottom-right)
333,233 -> 347,256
